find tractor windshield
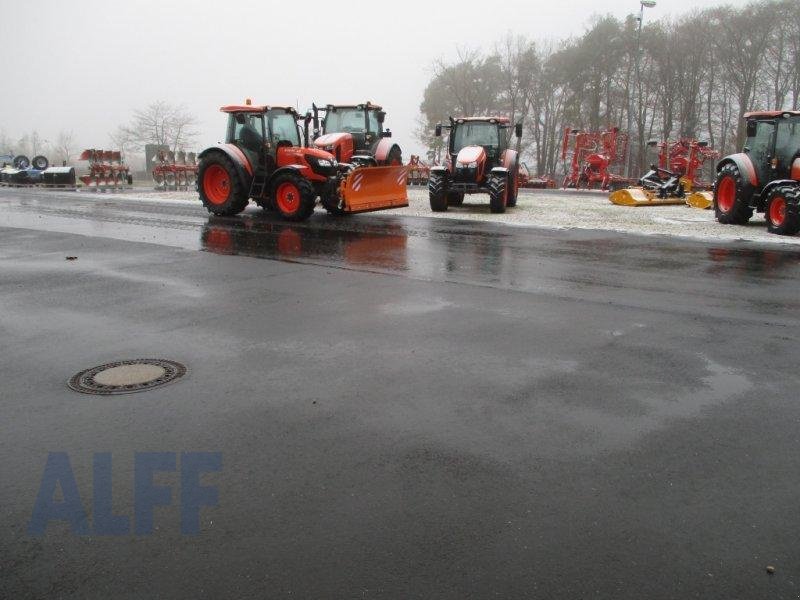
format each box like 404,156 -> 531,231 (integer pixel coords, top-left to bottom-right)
452,122 -> 501,153
267,110 -> 301,146
776,117 -> 800,160
324,108 -> 379,134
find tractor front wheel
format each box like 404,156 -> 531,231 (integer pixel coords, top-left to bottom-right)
488,174 -> 507,213
429,172 -> 448,212
271,172 -> 316,221
714,163 -> 753,225
765,186 -> 800,236
198,153 -> 249,216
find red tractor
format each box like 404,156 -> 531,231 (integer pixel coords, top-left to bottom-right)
197,101 -> 408,221
311,102 -> 402,167
428,117 -> 523,213
714,110 -> 800,235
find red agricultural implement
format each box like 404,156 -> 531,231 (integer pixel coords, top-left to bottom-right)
561,127 -> 630,190
610,139 -> 719,207
518,162 -> 556,189
152,150 -> 199,190
407,155 -> 430,185
78,149 -> 132,190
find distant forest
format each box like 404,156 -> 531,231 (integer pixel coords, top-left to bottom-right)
417,0 -> 799,177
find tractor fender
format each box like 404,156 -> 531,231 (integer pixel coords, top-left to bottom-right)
270,165 -> 313,181
490,167 -> 510,176
199,144 -> 253,190
373,138 -> 400,165
717,153 -> 758,187
500,149 -> 519,171
760,179 -> 799,203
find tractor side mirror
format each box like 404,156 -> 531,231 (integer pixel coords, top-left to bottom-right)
435,123 -> 442,137
377,111 -> 386,124
515,123 -> 523,138
697,140 -> 709,148
746,120 -> 758,138
381,129 -> 392,138
647,140 -> 658,147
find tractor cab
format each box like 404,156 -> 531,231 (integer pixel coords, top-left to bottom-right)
742,112 -> 800,183
222,104 -> 306,173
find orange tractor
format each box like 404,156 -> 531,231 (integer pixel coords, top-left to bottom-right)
428,117 -> 523,213
311,101 -> 402,167
713,110 -> 800,235
197,101 -> 408,221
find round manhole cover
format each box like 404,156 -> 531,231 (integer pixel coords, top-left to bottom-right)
68,359 -> 186,395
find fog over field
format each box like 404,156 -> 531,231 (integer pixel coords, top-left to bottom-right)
1,0 -> 755,158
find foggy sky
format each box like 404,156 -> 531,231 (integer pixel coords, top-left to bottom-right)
1,0 -> 753,159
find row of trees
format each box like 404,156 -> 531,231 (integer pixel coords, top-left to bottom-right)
417,0 -> 799,178
1,101 -> 197,167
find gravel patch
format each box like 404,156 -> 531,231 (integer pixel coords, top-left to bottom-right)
71,186 -> 800,246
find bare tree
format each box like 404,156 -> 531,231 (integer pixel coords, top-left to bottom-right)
115,100 -> 199,153
54,130 -> 76,164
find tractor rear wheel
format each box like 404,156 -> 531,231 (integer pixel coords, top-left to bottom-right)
714,163 -> 753,225
429,172 -> 448,211
271,172 -> 316,221
198,153 -> 249,216
488,174 -> 507,213
447,190 -> 464,206
765,186 -> 800,236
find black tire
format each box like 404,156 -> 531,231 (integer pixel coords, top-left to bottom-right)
429,171 -> 448,211
506,167 -> 518,207
487,174 -> 507,213
198,152 -> 250,216
271,171 -> 316,221
32,155 -> 49,170
714,163 -> 753,225
765,186 -> 800,236
447,190 -> 464,206
13,155 -> 30,169
321,190 -> 347,215
385,145 -> 402,167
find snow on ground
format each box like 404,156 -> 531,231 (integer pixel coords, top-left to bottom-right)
75,186 -> 800,247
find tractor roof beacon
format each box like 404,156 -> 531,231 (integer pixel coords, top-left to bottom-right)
713,111 -> 800,235
428,117 -> 523,214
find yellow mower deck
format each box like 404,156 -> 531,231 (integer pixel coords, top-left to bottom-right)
686,191 -> 714,210
608,187 -> 687,207
340,165 -> 409,213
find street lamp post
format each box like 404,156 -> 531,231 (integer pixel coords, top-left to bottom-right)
625,0 -> 656,178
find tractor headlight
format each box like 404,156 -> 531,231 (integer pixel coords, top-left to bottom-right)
459,161 -> 477,169
316,158 -> 334,168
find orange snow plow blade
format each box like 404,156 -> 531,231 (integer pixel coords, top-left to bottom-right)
686,191 -> 714,210
609,187 -> 686,207
341,165 -> 409,213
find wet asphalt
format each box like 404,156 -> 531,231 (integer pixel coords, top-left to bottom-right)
1,188 -> 800,599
